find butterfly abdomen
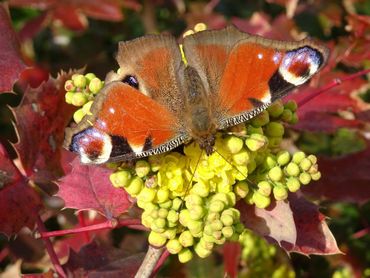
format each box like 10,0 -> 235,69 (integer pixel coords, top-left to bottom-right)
184,66 -> 217,154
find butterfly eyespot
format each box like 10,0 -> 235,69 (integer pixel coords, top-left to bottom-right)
123,75 -> 139,89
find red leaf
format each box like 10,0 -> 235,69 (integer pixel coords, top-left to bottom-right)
57,159 -> 133,219
238,199 -> 297,247
63,240 -> 144,277
223,242 -> 241,278
302,145 -> 370,204
52,4 -> 88,31
0,144 -> 41,237
12,71 -> 77,184
287,194 -> 341,255
0,3 -> 26,93
238,194 -> 341,255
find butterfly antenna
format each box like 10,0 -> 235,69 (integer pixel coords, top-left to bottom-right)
178,149 -> 204,211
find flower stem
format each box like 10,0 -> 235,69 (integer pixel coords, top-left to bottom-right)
36,216 -> 66,278
135,246 -> 164,278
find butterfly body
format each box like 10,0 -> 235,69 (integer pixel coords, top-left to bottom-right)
64,26 -> 328,164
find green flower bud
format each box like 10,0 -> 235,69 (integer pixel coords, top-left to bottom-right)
286,177 -> 301,192
110,170 -> 131,188
137,187 -> 156,202
166,239 -> 183,254
202,233 -> 216,243
187,220 -> 203,234
252,191 -> 271,208
245,134 -> 268,151
222,226 -> 234,238
156,188 -> 170,203
206,212 -> 220,222
273,185 -> 288,201
267,100 -> 284,118
71,92 -> 88,107
148,231 -> 167,247
227,192 -> 236,207
82,100 -> 93,115
141,215 -> 153,228
189,205 -> 205,220
220,214 -> 234,226
235,223 -> 245,234
213,230 -> 223,240
154,218 -> 166,229
269,136 -> 283,148
84,73 -> 96,82
244,191 -> 254,205
199,238 -> 214,250
247,159 -> 257,173
290,112 -> 299,124
280,109 -> 293,122
179,209 -> 191,226
179,230 -> 194,247
265,154 -> 277,168
126,176 -> 143,196
247,125 -> 264,135
311,171 -> 321,181
73,108 -> 85,124
158,208 -> 169,218
299,158 -> 312,171
185,194 -> 203,208
191,182 -> 210,197
204,224 -> 213,235
285,162 -> 300,177
150,209 -> 158,219
284,100 -> 298,112
88,77 -> 103,94
210,219 -> 223,231
178,248 -> 193,263
299,172 -> 311,185
64,80 -> 75,92
277,151 -> 291,166
167,210 -> 179,223
250,110 -> 270,127
163,228 -> 177,240
234,181 -> 249,198
307,154 -> 317,164
172,198 -> 183,211
135,160 -> 150,177
232,149 -> 250,165
225,136 -> 244,154
209,200 -> 225,213
72,74 -> 87,88
194,243 -> 212,258
265,122 -> 284,137
257,181 -> 272,197
292,151 -> 306,164
268,166 -> 283,181
65,91 -> 74,104
159,200 -> 172,209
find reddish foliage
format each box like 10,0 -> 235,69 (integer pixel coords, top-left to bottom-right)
302,145 -> 370,204
0,3 -> 26,93
0,144 -> 41,237
12,72 -> 77,185
63,241 -> 144,277
9,0 -> 124,31
57,159 -> 133,219
238,194 -> 341,255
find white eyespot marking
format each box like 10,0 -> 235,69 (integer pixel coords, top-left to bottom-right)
279,47 -> 322,86
258,53 -> 263,60
130,144 -> 144,154
261,91 -> 271,104
273,53 -> 282,64
109,107 -> 115,114
76,128 -> 112,164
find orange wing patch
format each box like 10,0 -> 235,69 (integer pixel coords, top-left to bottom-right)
95,83 -> 181,150
218,43 -> 282,115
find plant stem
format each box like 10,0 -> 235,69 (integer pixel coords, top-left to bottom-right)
38,218 -> 143,238
151,250 -> 170,277
298,68 -> 370,107
135,246 -> 165,278
77,211 -> 90,243
36,216 -> 67,278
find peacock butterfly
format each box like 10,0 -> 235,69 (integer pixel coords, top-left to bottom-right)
64,26 -> 328,164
